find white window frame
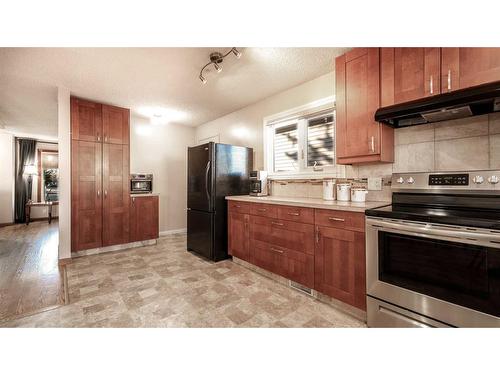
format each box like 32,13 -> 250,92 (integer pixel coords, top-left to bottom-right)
263,96 -> 344,179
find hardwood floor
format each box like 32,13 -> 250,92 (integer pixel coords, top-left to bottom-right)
0,220 -> 64,322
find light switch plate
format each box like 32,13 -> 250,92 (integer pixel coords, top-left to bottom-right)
367,177 -> 382,191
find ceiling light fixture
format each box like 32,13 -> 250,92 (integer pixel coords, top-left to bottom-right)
198,47 -> 242,84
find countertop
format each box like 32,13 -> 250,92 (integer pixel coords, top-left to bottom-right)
226,195 -> 390,213
130,193 -> 160,197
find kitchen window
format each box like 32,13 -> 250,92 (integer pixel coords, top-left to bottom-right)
265,108 -> 335,176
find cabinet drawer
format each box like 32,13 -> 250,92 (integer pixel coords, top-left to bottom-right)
250,203 -> 278,218
314,209 -> 365,232
228,200 -> 251,214
276,205 -> 314,224
252,239 -> 288,279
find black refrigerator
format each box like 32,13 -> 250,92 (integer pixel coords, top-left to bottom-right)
187,142 -> 253,262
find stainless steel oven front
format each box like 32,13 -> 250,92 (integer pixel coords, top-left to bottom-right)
366,216 -> 500,327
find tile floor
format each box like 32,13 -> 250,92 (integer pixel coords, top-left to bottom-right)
2,234 -> 365,328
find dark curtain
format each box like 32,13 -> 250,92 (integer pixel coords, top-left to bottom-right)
14,138 -> 36,223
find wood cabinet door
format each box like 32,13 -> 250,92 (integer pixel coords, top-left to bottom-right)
102,104 -> 130,145
441,48 -> 500,92
393,48 -> 440,104
336,48 -> 380,159
71,140 -> 102,251
228,212 -> 250,261
314,226 -> 366,310
130,196 -> 159,242
102,143 -> 130,246
71,97 -> 102,142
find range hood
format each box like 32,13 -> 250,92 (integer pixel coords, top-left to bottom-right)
375,81 -> 500,128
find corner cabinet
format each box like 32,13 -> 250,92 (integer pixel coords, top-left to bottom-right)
71,97 -> 131,252
335,48 -> 394,165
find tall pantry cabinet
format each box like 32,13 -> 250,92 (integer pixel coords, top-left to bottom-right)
71,97 -> 130,252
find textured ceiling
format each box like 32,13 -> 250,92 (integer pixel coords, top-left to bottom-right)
0,48 -> 348,138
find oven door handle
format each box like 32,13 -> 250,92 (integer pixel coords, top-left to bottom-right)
368,218 -> 500,244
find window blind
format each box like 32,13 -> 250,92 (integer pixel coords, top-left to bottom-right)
273,123 -> 298,172
306,115 -> 334,167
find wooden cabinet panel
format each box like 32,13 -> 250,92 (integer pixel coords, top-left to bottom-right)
102,143 -> 130,246
335,48 -> 394,164
71,140 -> 102,251
252,240 -> 288,278
102,104 -> 130,145
228,212 -> 250,261
314,209 -> 365,232
130,195 -> 159,242
71,98 -> 102,142
441,48 -> 500,92
276,205 -> 314,224
250,203 -> 278,218
228,200 -> 251,214
287,249 -> 314,288
315,226 -> 366,310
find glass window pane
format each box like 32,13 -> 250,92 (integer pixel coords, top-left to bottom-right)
307,115 -> 334,167
273,123 -> 298,172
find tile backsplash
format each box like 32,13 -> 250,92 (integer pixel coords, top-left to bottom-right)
268,112 -> 500,202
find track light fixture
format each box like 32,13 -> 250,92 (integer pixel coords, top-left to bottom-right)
198,47 -> 242,84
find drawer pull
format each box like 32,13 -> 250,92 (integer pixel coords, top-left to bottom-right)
236,205 -> 242,208
271,221 -> 284,226
270,247 -> 284,254
288,212 -> 300,216
257,208 -> 267,212
328,217 -> 345,222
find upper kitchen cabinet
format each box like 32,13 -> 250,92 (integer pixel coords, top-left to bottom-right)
335,48 -> 394,164
71,97 -> 102,142
441,48 -> 500,92
381,48 -> 441,106
102,104 -> 130,145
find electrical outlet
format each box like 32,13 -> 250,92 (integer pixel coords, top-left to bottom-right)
367,177 -> 382,191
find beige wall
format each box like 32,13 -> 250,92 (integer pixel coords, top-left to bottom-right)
0,131 -> 15,224
130,116 -> 195,233
195,72 -> 335,170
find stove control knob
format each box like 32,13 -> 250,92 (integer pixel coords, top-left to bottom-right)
473,175 -> 484,184
396,177 -> 405,184
406,177 -> 415,184
488,175 -> 499,184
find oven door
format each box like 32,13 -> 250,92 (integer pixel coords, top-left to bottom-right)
131,180 -> 151,193
366,217 -> 500,327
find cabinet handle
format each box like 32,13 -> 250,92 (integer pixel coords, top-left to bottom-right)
370,136 -> 375,153
288,212 -> 300,216
430,75 -> 434,94
236,205 -> 241,208
97,134 -> 101,142
104,135 -> 108,142
316,227 -> 321,243
132,197 -> 135,203
447,69 -> 452,91
328,217 -> 345,222
270,247 -> 284,254
257,208 -> 267,212
97,190 -> 100,197
271,221 -> 284,226
104,190 -> 108,198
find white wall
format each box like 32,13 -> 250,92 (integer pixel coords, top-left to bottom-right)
130,116 -> 195,233
195,72 -> 335,170
57,87 -> 71,260
0,131 -> 15,224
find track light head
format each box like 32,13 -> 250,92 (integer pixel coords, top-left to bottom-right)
232,48 -> 242,59
199,74 -> 207,84
214,62 -> 222,73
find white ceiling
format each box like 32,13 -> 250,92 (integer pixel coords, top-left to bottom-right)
0,48 -> 348,139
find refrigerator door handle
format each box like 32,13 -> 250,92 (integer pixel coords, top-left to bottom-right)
205,160 -> 211,204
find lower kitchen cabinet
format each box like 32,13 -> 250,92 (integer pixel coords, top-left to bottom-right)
315,226 -> 366,310
130,195 -> 159,242
228,211 -> 250,261
227,200 -> 367,311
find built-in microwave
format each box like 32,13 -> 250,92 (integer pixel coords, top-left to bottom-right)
130,173 -> 153,194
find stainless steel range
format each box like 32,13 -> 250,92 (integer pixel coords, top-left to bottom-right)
365,170 -> 500,327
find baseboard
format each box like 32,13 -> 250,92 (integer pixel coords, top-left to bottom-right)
159,228 -> 187,237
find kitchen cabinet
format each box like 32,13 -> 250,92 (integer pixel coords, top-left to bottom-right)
130,195 -> 159,242
102,104 -> 130,145
441,48 -> 500,92
71,140 -> 103,251
315,225 -> 366,310
102,144 -> 130,246
228,211 -> 250,261
381,48 -> 441,106
335,48 -> 394,164
71,98 -> 102,142
71,97 -> 131,252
